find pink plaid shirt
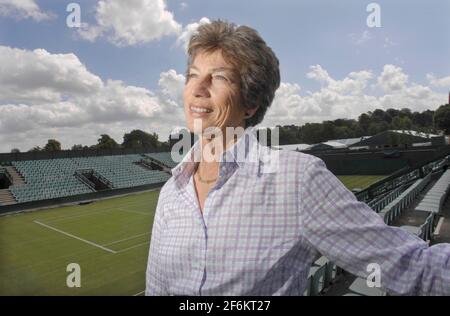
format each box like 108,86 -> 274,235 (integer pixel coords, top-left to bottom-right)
146,127 -> 450,295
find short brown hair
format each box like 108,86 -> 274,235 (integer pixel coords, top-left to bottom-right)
187,20 -> 280,127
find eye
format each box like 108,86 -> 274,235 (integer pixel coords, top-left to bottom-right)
187,73 -> 198,79
212,74 -> 229,82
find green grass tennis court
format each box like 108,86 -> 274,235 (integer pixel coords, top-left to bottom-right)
0,190 -> 160,296
337,175 -> 386,191
0,175 -> 384,295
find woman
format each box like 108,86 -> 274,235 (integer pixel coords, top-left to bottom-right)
146,20 -> 450,296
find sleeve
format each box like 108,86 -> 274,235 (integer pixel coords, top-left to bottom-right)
299,156 -> 450,296
145,193 -> 168,296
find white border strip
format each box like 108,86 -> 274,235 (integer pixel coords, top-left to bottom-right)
103,232 -> 149,246
117,241 -> 150,253
34,220 -> 117,254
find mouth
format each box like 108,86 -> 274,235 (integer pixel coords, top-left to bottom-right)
189,105 -> 213,116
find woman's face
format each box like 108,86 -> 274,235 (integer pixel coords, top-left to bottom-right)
183,49 -> 247,136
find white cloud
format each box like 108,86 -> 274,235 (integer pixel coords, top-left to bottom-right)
426,73 -> 450,88
0,45 -> 448,152
377,64 -> 409,92
158,69 -> 185,107
0,45 -> 187,152
306,64 -> 332,85
177,17 -> 211,52
0,46 -> 103,105
307,64 -> 372,94
0,0 -> 53,21
78,0 -> 182,46
261,64 -> 446,129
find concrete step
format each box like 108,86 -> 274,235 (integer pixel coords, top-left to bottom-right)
0,188 -> 17,205
4,166 -> 25,186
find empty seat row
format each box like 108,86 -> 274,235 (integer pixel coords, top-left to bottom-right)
378,174 -> 431,225
8,153 -> 175,203
415,170 -> 450,214
400,211 -> 435,242
304,256 -> 342,296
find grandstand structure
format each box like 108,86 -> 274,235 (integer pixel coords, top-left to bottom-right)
306,155 -> 450,296
0,152 -> 177,210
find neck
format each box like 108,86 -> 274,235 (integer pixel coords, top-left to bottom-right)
195,127 -> 244,179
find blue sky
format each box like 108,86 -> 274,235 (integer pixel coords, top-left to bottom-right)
0,0 -> 449,151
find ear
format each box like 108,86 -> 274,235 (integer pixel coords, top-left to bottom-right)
244,106 -> 259,119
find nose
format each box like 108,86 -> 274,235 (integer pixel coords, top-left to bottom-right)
192,75 -> 211,98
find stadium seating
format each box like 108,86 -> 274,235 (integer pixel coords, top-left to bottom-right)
10,159 -> 94,203
304,256 -> 341,296
144,152 -> 178,168
378,173 -> 431,225
8,154 -> 172,203
344,277 -> 386,296
400,211 -> 435,242
305,157 -> 449,296
415,169 -> 450,214
74,155 -> 170,189
368,183 -> 408,212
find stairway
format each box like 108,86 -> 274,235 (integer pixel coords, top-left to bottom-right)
0,166 -> 24,206
0,189 -> 16,205
5,166 -> 25,186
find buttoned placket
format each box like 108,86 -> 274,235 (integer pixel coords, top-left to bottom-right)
170,132 -> 253,295
186,160 -> 237,295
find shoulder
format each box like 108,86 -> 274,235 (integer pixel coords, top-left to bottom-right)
267,147 -> 324,174
156,176 -> 177,205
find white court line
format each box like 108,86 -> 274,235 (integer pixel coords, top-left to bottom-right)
434,217 -> 445,236
117,241 -> 150,253
102,232 -> 150,246
133,290 -> 145,296
34,220 -> 117,254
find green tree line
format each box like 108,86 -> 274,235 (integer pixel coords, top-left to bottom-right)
12,103 -> 450,153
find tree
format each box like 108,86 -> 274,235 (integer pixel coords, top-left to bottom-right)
358,113 -> 371,134
28,146 -> 43,152
371,109 -> 386,123
44,139 -> 61,151
391,116 -> 412,130
71,144 -> 85,151
400,108 -> 412,119
96,134 -> 120,149
434,104 -> 450,134
10,148 -> 20,153
278,125 -> 300,145
299,123 -> 324,144
321,121 -> 336,140
368,121 -> 389,135
122,130 -> 160,149
412,110 -> 434,128
386,108 -> 400,119
334,126 -> 353,139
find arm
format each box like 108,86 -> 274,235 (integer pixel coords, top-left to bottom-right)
299,156 -> 450,295
145,194 -> 168,296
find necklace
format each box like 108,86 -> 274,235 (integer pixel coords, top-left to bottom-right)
196,169 -> 217,184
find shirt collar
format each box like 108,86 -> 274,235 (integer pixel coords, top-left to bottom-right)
170,126 -> 277,182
